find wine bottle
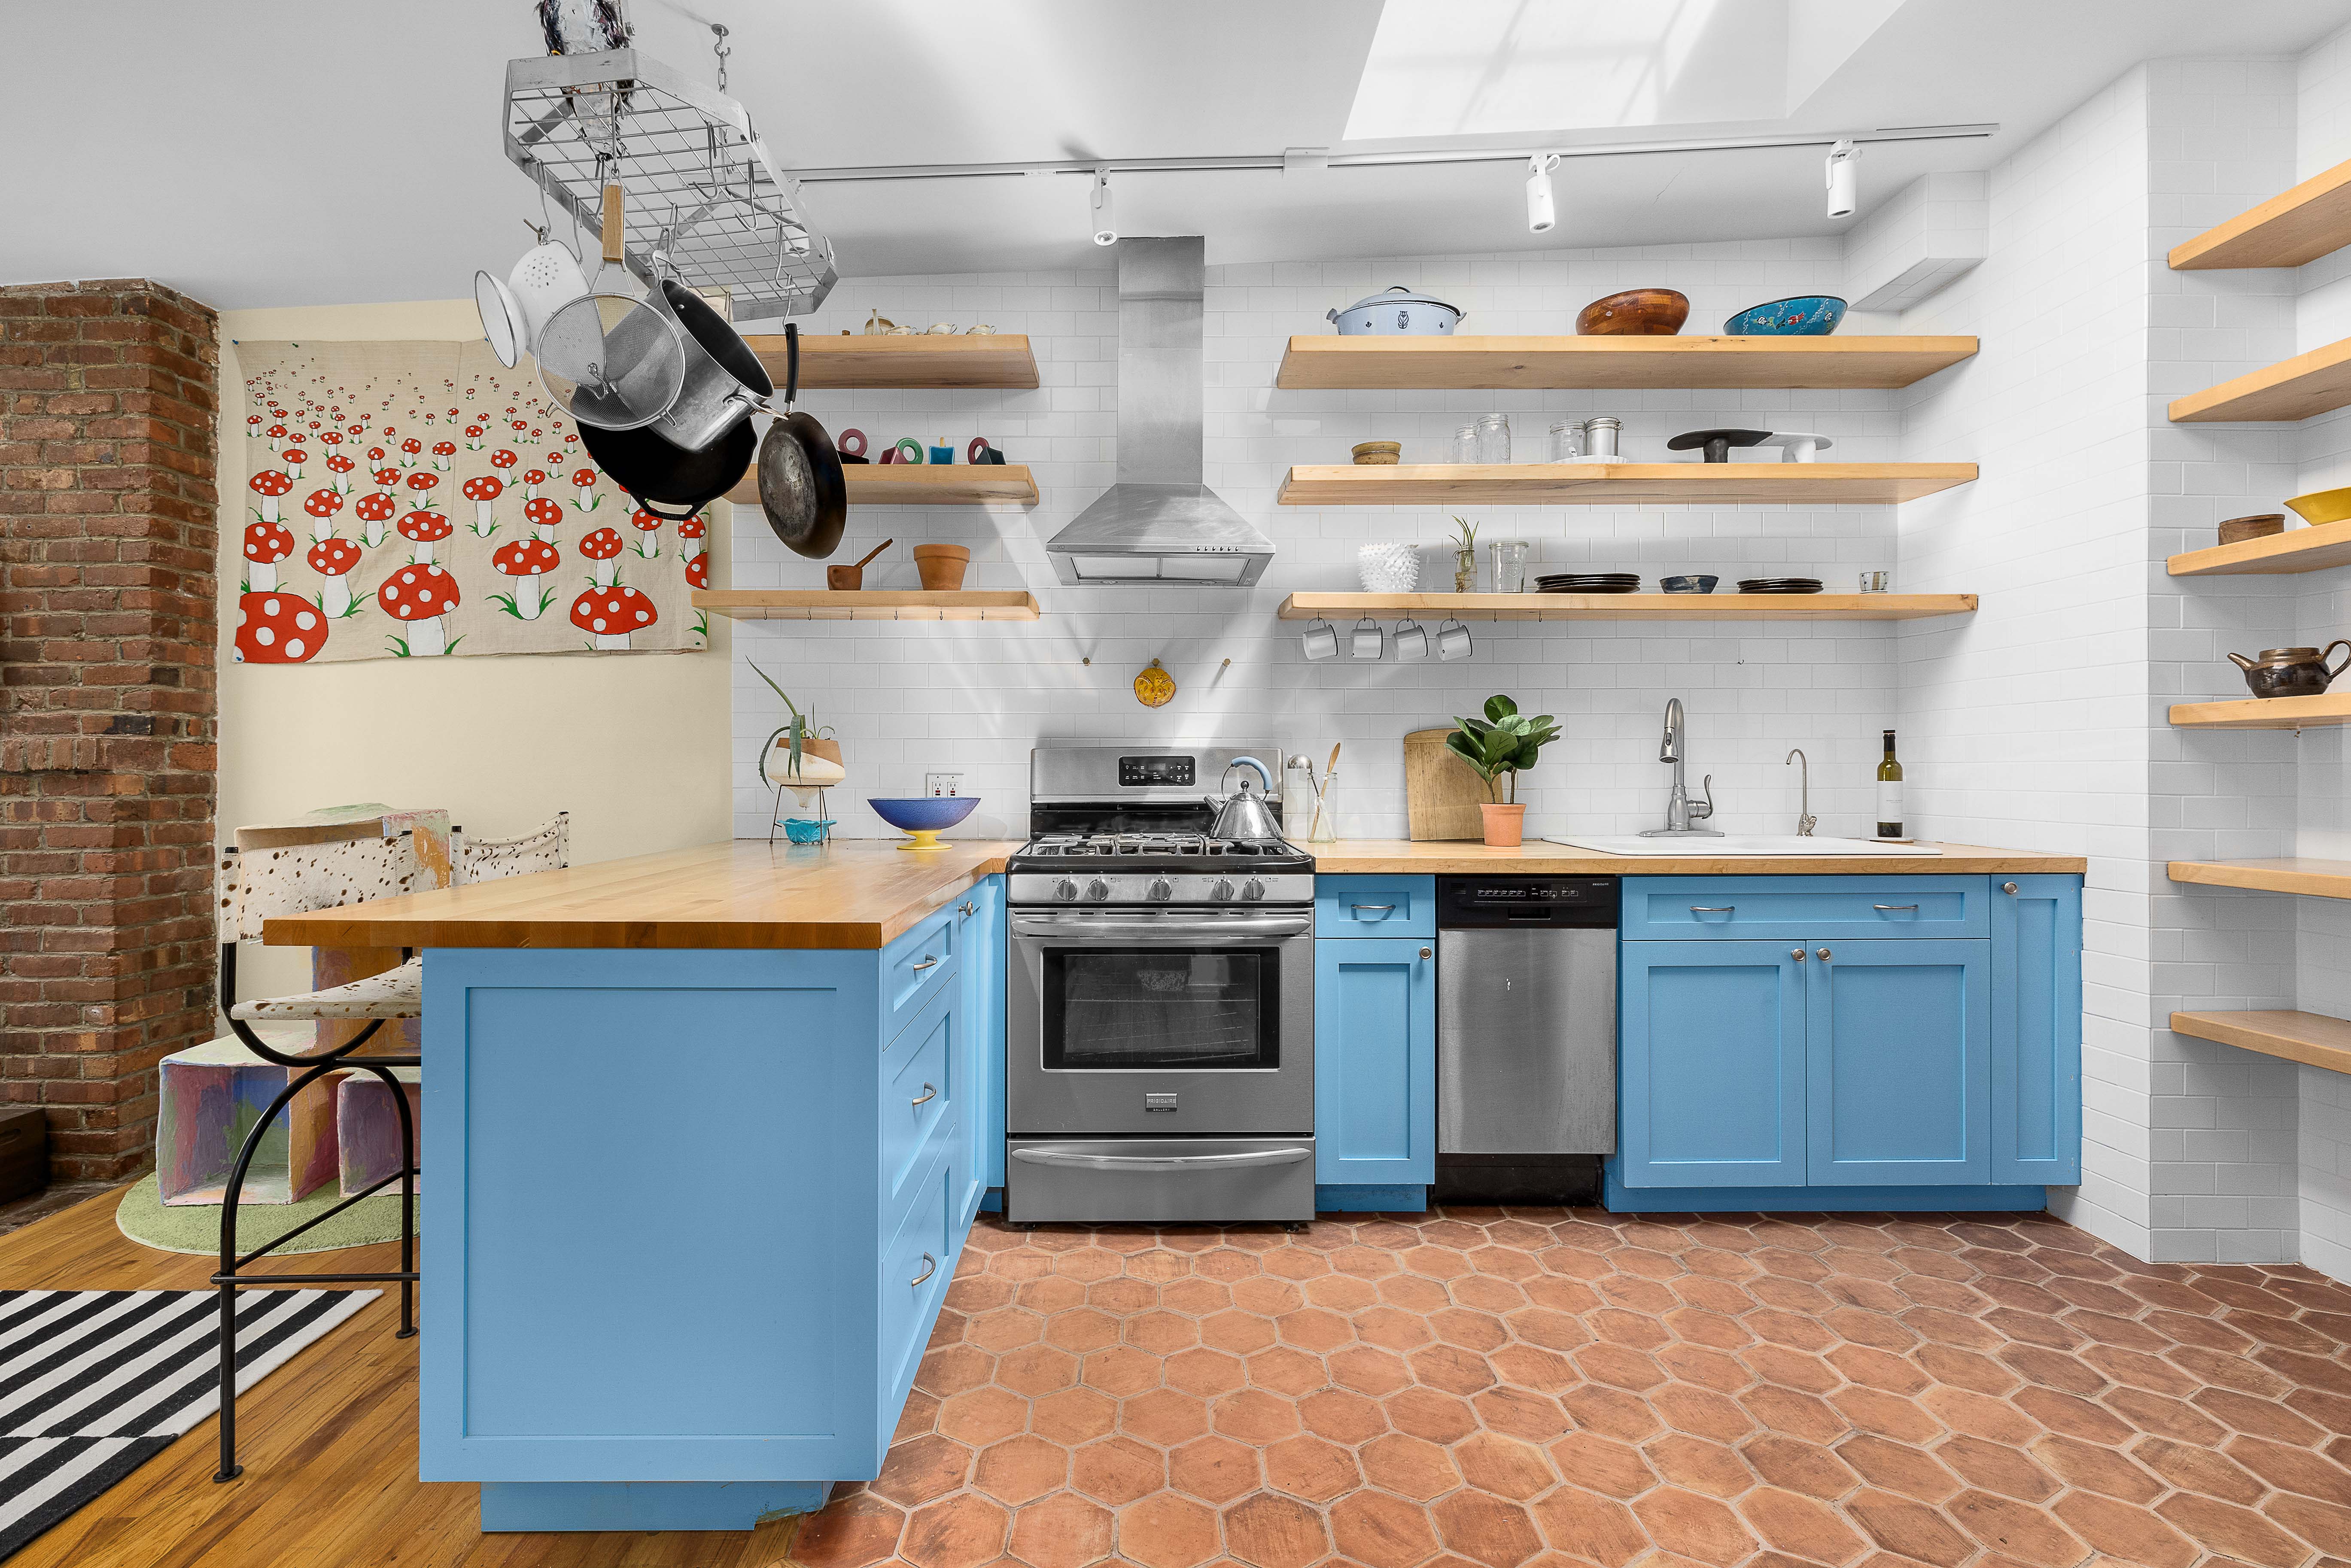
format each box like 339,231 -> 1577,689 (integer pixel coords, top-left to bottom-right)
1877,729 -> 1905,840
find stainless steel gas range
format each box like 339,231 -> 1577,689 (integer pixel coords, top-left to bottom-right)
1004,745 -> 1317,1226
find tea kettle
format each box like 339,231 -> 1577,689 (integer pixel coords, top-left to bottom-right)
1207,757 -> 1284,845
2229,641 -> 2351,699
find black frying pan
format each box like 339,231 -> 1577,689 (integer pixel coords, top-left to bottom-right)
757,324 -> 848,559
578,416 -> 754,521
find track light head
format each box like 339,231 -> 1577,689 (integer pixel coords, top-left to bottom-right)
1525,153 -> 1559,234
1825,137 -> 1860,219
1090,169 -> 1117,246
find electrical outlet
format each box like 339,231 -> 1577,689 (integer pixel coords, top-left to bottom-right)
926,773 -> 963,798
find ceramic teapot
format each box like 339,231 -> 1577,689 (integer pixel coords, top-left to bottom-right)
2229,641 -> 2351,699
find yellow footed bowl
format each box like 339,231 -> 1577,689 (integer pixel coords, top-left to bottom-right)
2286,485 -> 2351,526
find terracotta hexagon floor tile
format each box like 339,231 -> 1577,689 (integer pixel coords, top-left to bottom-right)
1127,1312 -> 1203,1356
1091,1278 -> 1161,1316
1944,1486 -> 2089,1568
976,1434 -> 1072,1506
1300,1386 -> 1390,1444
1116,1492 -> 1223,1568
1561,1384 -> 1663,1443
1575,1342 -> 1668,1392
1430,1491 -> 1546,1568
924,1344 -> 1000,1398
901,1492 -> 1013,1568
1487,1344 -> 1576,1395
1232,1277 -> 1305,1316
941,1386 -> 1033,1446
1429,1307 -> 1510,1354
1223,1491 -> 1332,1568
1124,1252 -> 1193,1286
1531,1486 -> 1651,1567
1200,1310 -> 1278,1356
2047,1492 -> 2198,1568
970,1309 -> 1051,1352
1828,1386 -> 1945,1446
1169,1433 -> 1263,1504
1159,1279 -> 1233,1317
1453,1432 -> 1556,1500
1275,1307 -> 1355,1355
1123,1387 -> 1213,1447
1084,1346 -> 1165,1399
2104,1385 -> 2230,1444
873,1433 -> 976,1507
1001,1344 -> 1084,1398
1739,1433 -> 1855,1501
1641,1433 -> 1751,1500
1384,1273 -> 1460,1314
1658,1342 -> 1754,1395
1631,1484 -> 1760,1566
791,1490 -> 907,1568
1070,1435 -> 1168,1505
1588,1307 -> 1675,1351
1547,1430 -> 1658,1499
1007,1492 -> 1118,1568
899,1389 -> 945,1443
2227,1431 -> 2351,1498
1835,1434 -> 1959,1504
1331,1488 -> 1446,1568
2264,1492 -> 2351,1558
1931,1434 -> 2056,1503
1739,1485 -> 1869,1565
1194,1249 -> 1262,1283
2154,1492 -> 2312,1568
1243,1346 -> 1326,1397
1359,1304 -> 1439,1352
2194,1386 -> 2327,1443
1917,1383 -> 2042,1446
1264,1433 -> 1362,1501
1210,1388 -> 1301,1445
1049,1309 -> 1127,1354
1305,1274 -> 1383,1313
1033,1386 -> 1120,1447
1387,1386 -> 1479,1444
1263,1249 -> 1333,1282
1363,1433 -> 1464,1500
1022,1278 -> 1092,1316
1824,1342 -> 1926,1395
1332,1344 -> 1416,1398
1165,1347 -> 1250,1398
1914,1342 -> 2020,1397
1413,1344 -> 1503,1396
1743,1383 -> 1865,1444
1472,1387 -> 1569,1444
1843,1486 -> 1977,1568
1652,1381 -> 1759,1445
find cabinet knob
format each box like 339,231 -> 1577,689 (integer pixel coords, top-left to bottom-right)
1817,947 -> 1832,961
1792,948 -> 1806,961
1420,947 -> 1432,960
2003,881 -> 2019,895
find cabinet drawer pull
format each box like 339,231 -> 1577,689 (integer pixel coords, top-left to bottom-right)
1873,904 -> 1919,913
1691,906 -> 1734,914
1792,948 -> 1806,961
958,900 -> 976,917
1350,903 -> 1396,915
911,1082 -> 937,1106
910,1252 -> 937,1287
910,955 -> 940,972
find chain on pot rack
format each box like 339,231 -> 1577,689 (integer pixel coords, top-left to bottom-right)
501,35 -> 837,322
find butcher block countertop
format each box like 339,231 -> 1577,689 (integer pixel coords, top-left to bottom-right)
266,837 -> 2085,951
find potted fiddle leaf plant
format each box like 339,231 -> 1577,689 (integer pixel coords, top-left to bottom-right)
1446,694 -> 1560,847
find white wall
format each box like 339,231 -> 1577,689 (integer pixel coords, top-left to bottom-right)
730,249 -> 1912,846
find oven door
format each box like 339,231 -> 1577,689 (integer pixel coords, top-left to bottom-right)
1007,910 -> 1314,1135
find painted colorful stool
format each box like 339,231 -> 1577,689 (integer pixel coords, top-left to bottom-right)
155,1025 -> 333,1206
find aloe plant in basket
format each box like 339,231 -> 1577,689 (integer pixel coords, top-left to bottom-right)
1446,695 -> 1560,847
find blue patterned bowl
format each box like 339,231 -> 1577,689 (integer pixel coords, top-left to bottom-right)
1723,295 -> 1846,336
781,818 -> 834,844
870,796 -> 979,850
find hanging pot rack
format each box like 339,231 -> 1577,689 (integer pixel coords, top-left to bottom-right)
502,46 -> 837,322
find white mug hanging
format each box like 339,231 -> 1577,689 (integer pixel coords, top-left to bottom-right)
1436,618 -> 1474,661
1394,618 -> 1429,660
1350,617 -> 1385,660
1301,618 -> 1340,661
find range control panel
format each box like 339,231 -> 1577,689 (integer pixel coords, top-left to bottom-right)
1118,755 -> 1196,788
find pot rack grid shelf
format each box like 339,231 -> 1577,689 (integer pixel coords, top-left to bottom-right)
503,47 -> 836,322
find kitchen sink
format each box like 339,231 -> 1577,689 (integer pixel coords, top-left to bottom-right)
1543,835 -> 1941,857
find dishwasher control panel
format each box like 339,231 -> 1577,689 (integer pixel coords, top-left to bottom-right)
1439,876 -> 1618,928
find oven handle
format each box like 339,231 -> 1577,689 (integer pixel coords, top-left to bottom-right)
1010,913 -> 1312,941
1012,1146 -> 1312,1173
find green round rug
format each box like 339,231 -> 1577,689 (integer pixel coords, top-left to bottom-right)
114,1173 -> 416,1256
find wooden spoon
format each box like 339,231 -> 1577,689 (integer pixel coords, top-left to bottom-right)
1308,741 -> 1342,841
826,538 -> 894,591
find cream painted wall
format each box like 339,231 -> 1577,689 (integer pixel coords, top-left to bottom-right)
217,299 -> 732,994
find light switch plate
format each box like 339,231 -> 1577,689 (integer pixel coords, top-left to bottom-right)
926,773 -> 963,798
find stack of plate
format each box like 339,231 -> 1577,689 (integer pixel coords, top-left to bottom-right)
1736,577 -> 1823,595
1536,572 -> 1641,595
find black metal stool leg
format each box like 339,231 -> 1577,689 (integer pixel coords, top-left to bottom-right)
363,1061 -> 420,1339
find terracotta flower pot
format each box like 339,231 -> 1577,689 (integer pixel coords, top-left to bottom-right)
1480,802 -> 1527,848
912,544 -> 970,591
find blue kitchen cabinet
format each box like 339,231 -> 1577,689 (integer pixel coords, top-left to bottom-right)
958,874 -> 1006,1214
1805,939 -> 1990,1185
1618,941 -> 1807,1187
1313,931 -> 1437,1190
1991,874 -> 2082,1185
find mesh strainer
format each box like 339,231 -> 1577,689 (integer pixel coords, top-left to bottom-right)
535,294 -> 687,432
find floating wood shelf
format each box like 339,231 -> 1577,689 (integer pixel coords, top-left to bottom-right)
2168,519 -> 2351,576
2169,692 -> 2351,729
2168,858 -> 2351,898
1276,462 -> 1978,507
2171,1010 -> 2351,1076
2169,337 -> 2351,423
2169,158 -> 2351,270
724,465 -> 1037,507
1273,334 -> 1979,390
693,590 -> 1040,623
1277,591 -> 1977,623
745,334 -> 1039,389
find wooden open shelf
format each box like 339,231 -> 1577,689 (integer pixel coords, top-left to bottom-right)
1277,591 -> 1977,623
693,590 -> 1040,623
1276,462 -> 1977,507
2171,1010 -> 2351,1076
2168,858 -> 2351,898
1273,334 -> 1979,390
724,465 -> 1038,507
746,334 -> 1038,389
2169,692 -> 2351,729
2169,158 -> 2351,270
2169,518 -> 2351,576
2169,337 -> 2351,423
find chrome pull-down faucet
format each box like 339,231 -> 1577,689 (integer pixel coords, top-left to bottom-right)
1786,749 -> 1816,836
1639,697 -> 1722,837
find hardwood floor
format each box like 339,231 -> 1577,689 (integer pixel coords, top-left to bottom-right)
0,1190 -> 794,1568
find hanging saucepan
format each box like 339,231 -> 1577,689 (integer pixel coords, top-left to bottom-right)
577,417 -> 756,522
645,278 -> 776,450
756,324 -> 848,559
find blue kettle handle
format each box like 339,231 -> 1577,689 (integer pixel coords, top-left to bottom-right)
1224,755 -> 1274,791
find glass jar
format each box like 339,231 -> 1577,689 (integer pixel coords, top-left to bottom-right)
1583,416 -> 1621,459
1549,420 -> 1586,462
1474,412 -> 1512,465
1452,422 -> 1478,465
1454,546 -> 1476,593
1488,540 -> 1529,593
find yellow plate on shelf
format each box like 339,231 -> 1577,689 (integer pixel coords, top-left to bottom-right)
2287,485 -> 2351,526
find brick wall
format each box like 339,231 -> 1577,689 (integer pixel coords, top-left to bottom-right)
0,278 -> 220,1182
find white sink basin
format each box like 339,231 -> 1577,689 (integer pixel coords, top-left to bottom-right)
1543,834 -> 1940,857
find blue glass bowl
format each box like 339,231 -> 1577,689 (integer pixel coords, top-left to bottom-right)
781,818 -> 834,844
1723,295 -> 1846,336
869,796 -> 979,850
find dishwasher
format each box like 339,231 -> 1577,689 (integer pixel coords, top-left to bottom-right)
1436,875 -> 1617,1203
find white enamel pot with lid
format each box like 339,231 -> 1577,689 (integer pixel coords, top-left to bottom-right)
1327,284 -> 1465,336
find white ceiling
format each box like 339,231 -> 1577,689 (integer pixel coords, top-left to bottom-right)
5,0 -> 2348,311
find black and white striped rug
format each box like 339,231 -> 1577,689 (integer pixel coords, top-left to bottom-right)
0,1288 -> 375,1559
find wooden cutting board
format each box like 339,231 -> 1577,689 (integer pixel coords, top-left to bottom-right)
1405,729 -> 1488,840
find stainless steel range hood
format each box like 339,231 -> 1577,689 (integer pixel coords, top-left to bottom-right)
1046,237 -> 1274,587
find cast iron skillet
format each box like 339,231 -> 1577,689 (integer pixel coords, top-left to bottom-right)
578,416 -> 755,521
757,324 -> 848,559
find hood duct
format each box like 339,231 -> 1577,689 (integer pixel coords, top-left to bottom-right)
1046,237 -> 1274,587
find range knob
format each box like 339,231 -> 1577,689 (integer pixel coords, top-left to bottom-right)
1148,876 -> 1174,902
1212,878 -> 1236,901
1053,878 -> 1079,903
1241,878 -> 1266,902
1085,877 -> 1112,902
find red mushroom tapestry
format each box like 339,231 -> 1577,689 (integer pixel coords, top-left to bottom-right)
230,341 -> 709,662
